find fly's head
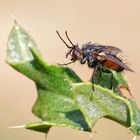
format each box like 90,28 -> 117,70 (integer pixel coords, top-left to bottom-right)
56,31 -> 83,62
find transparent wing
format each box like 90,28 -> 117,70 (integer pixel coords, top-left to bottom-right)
82,42 -> 122,55
94,44 -> 122,55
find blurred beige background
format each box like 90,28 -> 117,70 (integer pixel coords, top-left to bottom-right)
0,0 -> 140,140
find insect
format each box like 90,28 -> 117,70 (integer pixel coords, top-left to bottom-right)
56,30 -> 133,97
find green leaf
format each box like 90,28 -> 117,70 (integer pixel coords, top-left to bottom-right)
6,23 -> 90,133
6,23 -> 140,136
73,83 -> 129,128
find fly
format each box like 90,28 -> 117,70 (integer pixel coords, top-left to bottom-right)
56,31 -> 133,97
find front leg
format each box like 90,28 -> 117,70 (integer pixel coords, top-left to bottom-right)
57,60 -> 75,66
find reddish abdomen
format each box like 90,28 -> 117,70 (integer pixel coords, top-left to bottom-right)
102,60 -> 124,72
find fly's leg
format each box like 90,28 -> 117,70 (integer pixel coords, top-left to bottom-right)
91,66 -> 98,91
98,67 -> 102,84
90,66 -> 98,100
118,86 -> 133,98
57,61 -> 75,66
110,72 -> 113,89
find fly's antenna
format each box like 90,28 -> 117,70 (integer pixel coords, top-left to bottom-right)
56,30 -> 72,49
65,31 -> 75,47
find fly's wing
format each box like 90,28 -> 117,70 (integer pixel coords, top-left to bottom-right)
95,44 -> 122,55
103,45 -> 122,55
82,43 -> 122,55
104,53 -> 134,72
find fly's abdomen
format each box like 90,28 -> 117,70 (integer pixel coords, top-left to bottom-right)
102,59 -> 124,72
